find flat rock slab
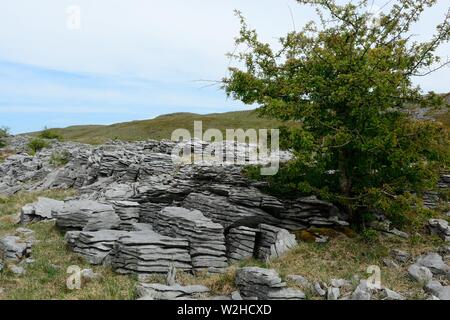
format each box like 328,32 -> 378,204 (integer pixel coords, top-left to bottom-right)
54,200 -> 120,231
136,283 -> 210,300
20,197 -> 64,224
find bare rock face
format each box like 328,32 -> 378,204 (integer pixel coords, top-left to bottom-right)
20,197 -> 64,224
153,207 -> 228,274
235,267 -> 305,300
65,230 -> 129,265
53,200 -> 120,231
255,224 -> 297,261
226,226 -> 258,263
111,201 -> 140,230
111,231 -> 192,275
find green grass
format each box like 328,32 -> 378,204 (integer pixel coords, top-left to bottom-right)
31,110 -> 286,144
0,189 -> 136,300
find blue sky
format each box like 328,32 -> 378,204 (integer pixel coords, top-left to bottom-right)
1,0 -> 449,133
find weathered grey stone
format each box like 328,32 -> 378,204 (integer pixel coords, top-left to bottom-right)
351,281 -> 371,300
381,288 -> 404,300
313,282 -> 326,296
255,224 -> 297,261
65,230 -> 128,265
235,267 -> 305,300
0,236 -> 32,262
112,231 -> 192,275
231,291 -> 243,300
226,226 -> 257,263
136,283 -> 210,300
428,219 -> 450,242
416,252 -> 450,277
54,200 -> 120,231
112,200 -> 140,230
424,280 -> 450,300
330,278 -> 352,289
81,269 -> 102,282
287,274 -> 312,289
154,207 -> 227,273
327,287 -> 340,300
408,264 -> 433,284
20,197 -> 64,224
391,249 -> 411,263
9,264 -> 26,276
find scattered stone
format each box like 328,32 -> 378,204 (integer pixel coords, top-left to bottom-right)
235,267 -> 305,300
313,282 -> 326,296
330,278 -> 352,289
287,275 -> 311,289
81,269 -> 102,282
327,287 -> 340,300
136,283 -> 210,300
0,236 -> 32,262
424,280 -> 450,300
428,219 -> 450,242
408,264 -> 433,284
381,288 -> 404,300
415,252 -> 450,277
382,258 -> 400,269
391,249 -> 410,263
351,281 -> 371,300
231,291 -> 243,300
15,227 -> 35,238
9,264 -> 26,276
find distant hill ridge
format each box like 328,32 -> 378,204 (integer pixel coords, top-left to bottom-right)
34,110 -> 285,145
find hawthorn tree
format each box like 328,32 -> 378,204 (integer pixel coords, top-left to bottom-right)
223,0 -> 450,226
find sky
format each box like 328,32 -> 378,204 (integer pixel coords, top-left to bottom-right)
0,0 -> 449,134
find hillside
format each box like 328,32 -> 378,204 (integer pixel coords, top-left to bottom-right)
38,110 -> 286,144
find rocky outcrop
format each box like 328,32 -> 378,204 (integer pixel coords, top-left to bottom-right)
226,226 -> 257,263
153,207 -> 227,273
255,224 -> 297,261
111,231 -> 192,274
65,230 -> 129,265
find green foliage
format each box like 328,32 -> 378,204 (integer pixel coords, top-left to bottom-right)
49,150 -> 71,167
0,126 -> 9,148
39,127 -> 62,140
28,138 -> 49,154
225,0 -> 450,226
360,229 -> 379,243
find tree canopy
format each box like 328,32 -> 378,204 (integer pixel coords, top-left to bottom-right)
223,0 -> 450,226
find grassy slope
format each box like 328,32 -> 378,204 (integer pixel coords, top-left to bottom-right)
42,110 -> 286,144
